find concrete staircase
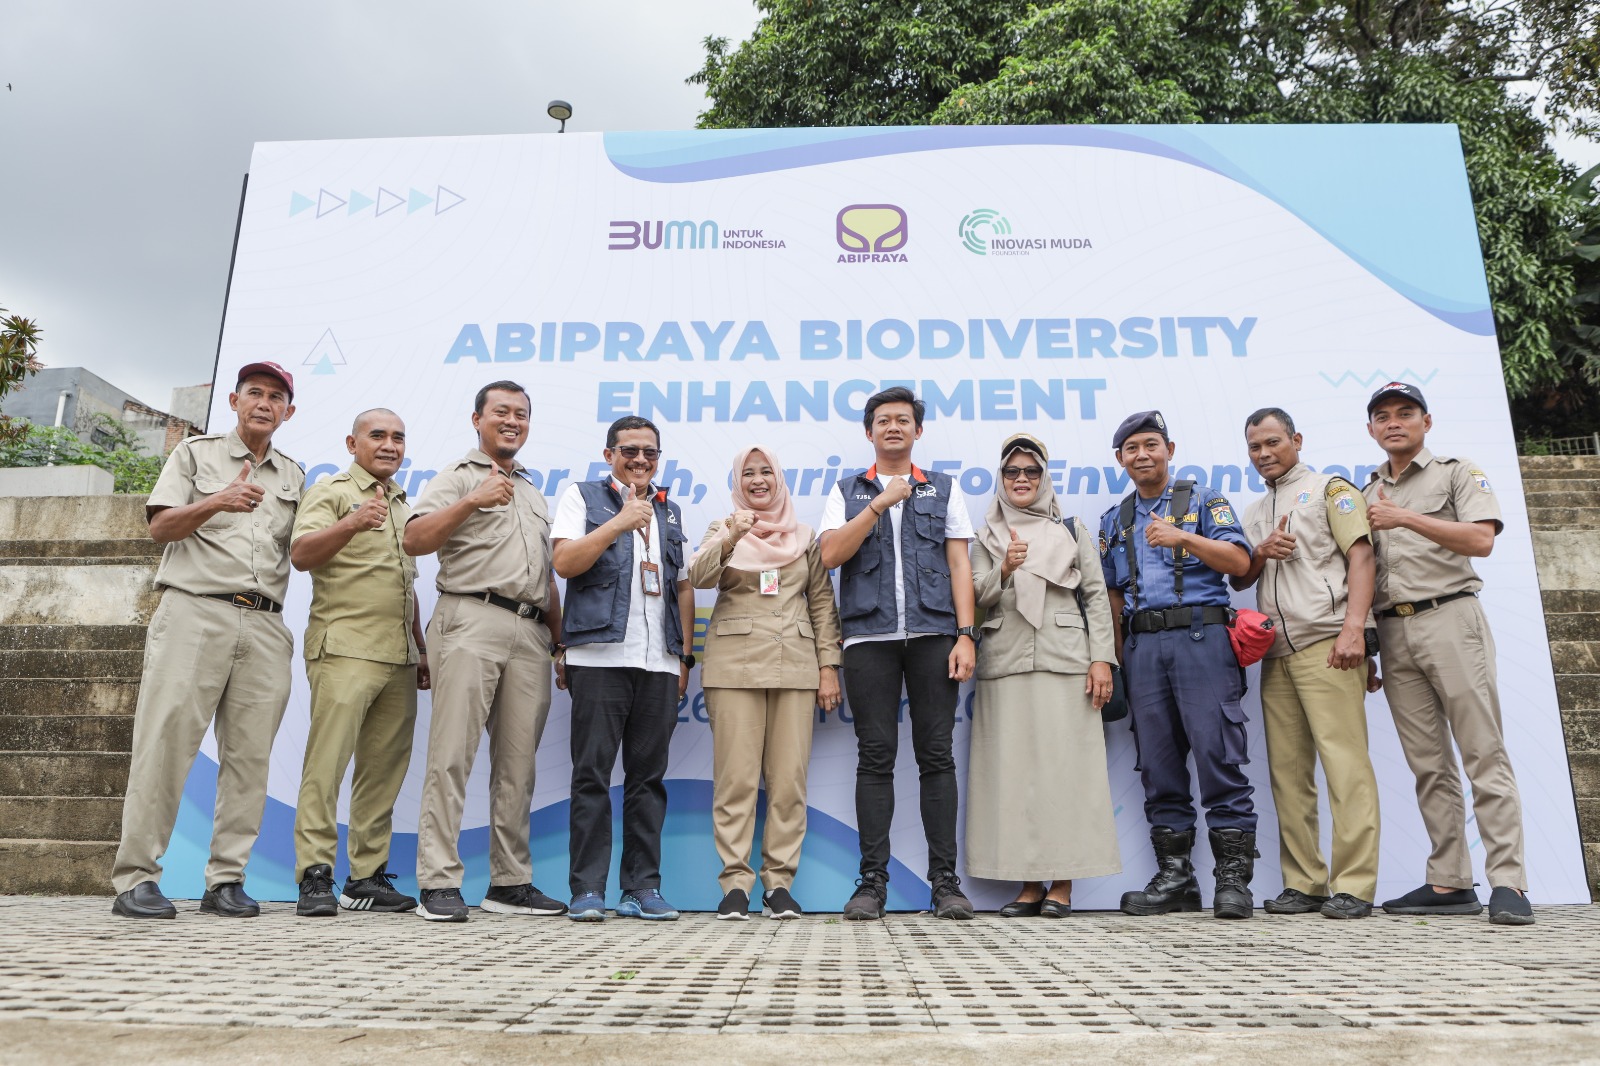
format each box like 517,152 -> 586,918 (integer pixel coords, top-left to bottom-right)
1525,455 -> 1600,899
0,495 -> 159,894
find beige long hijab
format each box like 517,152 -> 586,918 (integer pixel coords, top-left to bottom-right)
976,447 -> 1081,629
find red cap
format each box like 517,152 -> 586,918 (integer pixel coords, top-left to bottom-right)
235,361 -> 295,400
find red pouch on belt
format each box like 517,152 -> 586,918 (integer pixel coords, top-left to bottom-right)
1227,608 -> 1276,667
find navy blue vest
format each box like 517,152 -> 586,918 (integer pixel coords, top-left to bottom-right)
837,467 -> 958,639
563,480 -> 686,655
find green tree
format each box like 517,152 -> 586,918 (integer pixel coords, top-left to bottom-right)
0,414 -> 164,494
0,303 -> 44,446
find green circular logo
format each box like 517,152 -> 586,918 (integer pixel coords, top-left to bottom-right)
958,208 -> 1010,255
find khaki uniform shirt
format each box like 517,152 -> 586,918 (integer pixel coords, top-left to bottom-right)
411,448 -> 551,606
292,463 -> 418,665
146,428 -> 302,602
1243,463 -> 1372,658
1362,448 -> 1503,610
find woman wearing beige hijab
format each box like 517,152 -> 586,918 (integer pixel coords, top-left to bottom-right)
967,432 -> 1120,916
689,446 -> 842,920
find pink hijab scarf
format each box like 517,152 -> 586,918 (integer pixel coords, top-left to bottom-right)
722,445 -> 811,570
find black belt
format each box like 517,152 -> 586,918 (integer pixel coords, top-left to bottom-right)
204,591 -> 283,613
1129,605 -> 1232,634
475,591 -> 545,622
1378,590 -> 1475,620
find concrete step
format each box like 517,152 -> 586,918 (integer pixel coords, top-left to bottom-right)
0,796 -> 122,841
1525,490 -> 1600,509
1546,613 -> 1600,642
0,625 -> 147,652
1564,709 -> 1600,751
1519,455 -> 1600,480
0,679 -> 140,717
1551,642 -> 1600,675
0,556 -> 164,568
0,716 -> 133,753
1558,675 -> 1600,711
1544,590 -> 1600,614
1522,479 -> 1600,496
0,495 -> 151,542
0,538 -> 162,560
0,565 -> 161,625
0,649 -> 143,680
0,839 -> 114,895
1528,507 -> 1600,529
0,753 -> 130,798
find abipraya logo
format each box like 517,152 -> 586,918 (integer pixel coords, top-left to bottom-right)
836,204 -> 909,263
608,219 -> 786,251
959,207 -> 1092,257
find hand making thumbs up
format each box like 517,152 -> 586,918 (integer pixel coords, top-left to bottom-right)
350,482 -> 390,530
215,460 -> 266,513
1001,526 -> 1029,578
1256,514 -> 1297,561
1366,485 -> 1406,531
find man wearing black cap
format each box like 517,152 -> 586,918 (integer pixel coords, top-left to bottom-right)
1097,410 -> 1258,918
1362,383 -> 1532,925
111,362 -> 302,919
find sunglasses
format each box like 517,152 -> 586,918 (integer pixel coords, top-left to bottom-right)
615,446 -> 661,460
1001,465 -> 1044,481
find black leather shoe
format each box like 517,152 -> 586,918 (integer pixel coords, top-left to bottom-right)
1039,899 -> 1072,918
1320,893 -> 1372,919
112,880 -> 176,919
1264,888 -> 1329,915
998,898 -> 1043,918
199,882 -> 260,917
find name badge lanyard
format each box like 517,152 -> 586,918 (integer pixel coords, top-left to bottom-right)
619,477 -> 664,597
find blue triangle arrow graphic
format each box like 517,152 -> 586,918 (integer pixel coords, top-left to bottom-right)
347,190 -> 375,215
375,187 -> 405,216
316,189 -> 347,218
407,187 -> 434,214
312,355 -> 337,375
289,191 -> 314,217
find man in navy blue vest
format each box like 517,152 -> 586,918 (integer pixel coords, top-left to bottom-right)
1097,410 -> 1259,919
819,386 -> 979,920
551,416 -> 696,922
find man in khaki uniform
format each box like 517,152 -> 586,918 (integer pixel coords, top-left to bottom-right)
112,361 -> 302,919
403,380 -> 566,923
290,409 -> 427,917
1235,407 -> 1381,919
1362,382 -> 1532,926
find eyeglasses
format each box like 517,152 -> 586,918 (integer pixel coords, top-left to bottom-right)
1001,465 -> 1044,481
615,446 -> 661,460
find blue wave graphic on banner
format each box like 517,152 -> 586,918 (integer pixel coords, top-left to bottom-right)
602,125 -> 1493,336
163,755 -> 928,912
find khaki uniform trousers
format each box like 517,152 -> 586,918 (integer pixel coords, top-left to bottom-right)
1260,638 -> 1381,901
293,655 -> 418,880
112,589 -> 293,894
415,594 -> 551,890
1377,595 -> 1526,890
705,686 -> 816,894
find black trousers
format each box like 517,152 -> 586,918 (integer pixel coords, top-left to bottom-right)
566,665 -> 679,896
841,635 -> 960,883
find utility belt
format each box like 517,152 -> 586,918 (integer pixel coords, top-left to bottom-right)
469,590 -> 545,622
1377,590 -> 1475,620
203,591 -> 283,613
1128,604 -> 1232,634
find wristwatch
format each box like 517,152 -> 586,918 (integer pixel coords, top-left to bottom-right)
679,653 -> 697,668
550,642 -> 567,660
955,626 -> 979,641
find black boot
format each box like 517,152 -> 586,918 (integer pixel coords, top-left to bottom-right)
1120,827 -> 1202,915
1211,828 -> 1258,919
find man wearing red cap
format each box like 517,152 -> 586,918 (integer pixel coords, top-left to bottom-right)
111,362 -> 302,919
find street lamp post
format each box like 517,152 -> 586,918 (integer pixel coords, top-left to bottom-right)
547,100 -> 572,133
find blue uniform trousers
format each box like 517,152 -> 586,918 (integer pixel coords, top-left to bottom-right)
1124,623 -> 1256,833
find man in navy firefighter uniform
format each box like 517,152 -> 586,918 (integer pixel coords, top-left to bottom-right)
1098,411 -> 1260,919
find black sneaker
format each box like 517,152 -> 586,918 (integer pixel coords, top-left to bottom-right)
297,864 -> 338,917
1381,883 -> 1483,915
417,887 -> 469,923
762,886 -> 804,920
843,876 -> 887,921
930,875 -> 975,920
340,865 -> 417,913
717,888 -> 750,921
1264,888 -> 1329,915
481,883 -> 568,916
1488,886 -> 1535,926
1320,893 -> 1373,919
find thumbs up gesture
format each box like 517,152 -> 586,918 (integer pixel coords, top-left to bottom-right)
1366,485 -> 1407,531
467,469 -> 516,510
1001,526 -> 1029,578
1256,514 -> 1297,561
350,482 -> 390,531
213,459 -> 267,513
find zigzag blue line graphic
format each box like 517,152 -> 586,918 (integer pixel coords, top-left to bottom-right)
1317,369 -> 1440,388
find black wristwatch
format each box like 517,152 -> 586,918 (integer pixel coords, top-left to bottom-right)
679,653 -> 697,669
955,626 -> 979,641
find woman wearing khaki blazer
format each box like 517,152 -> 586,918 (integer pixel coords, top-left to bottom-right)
967,432 -> 1120,916
689,445 -> 842,921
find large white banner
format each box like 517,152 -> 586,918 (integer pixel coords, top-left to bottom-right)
182,125 -> 1585,908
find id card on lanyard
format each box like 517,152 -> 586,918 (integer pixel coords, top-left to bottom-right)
617,476 -> 664,597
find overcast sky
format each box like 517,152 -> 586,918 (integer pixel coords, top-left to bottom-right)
3,2 -> 1595,414
0,0 -> 761,409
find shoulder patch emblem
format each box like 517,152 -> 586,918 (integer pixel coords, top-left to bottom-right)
1209,503 -> 1237,526
1470,469 -> 1492,493
1334,494 -> 1356,514
1296,490 -> 1312,504
1098,529 -> 1109,556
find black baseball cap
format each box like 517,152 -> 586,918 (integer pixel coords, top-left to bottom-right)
1366,381 -> 1427,416
1113,410 -> 1168,451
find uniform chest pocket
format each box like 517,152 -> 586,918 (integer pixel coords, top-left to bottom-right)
1415,491 -> 1455,521
191,476 -> 238,530
662,526 -> 686,570
912,494 -> 947,539
473,503 -> 514,540
266,483 -> 300,543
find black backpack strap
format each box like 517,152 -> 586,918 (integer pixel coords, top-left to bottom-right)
1117,493 -> 1139,609
1061,516 -> 1091,629
1169,479 -> 1195,602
